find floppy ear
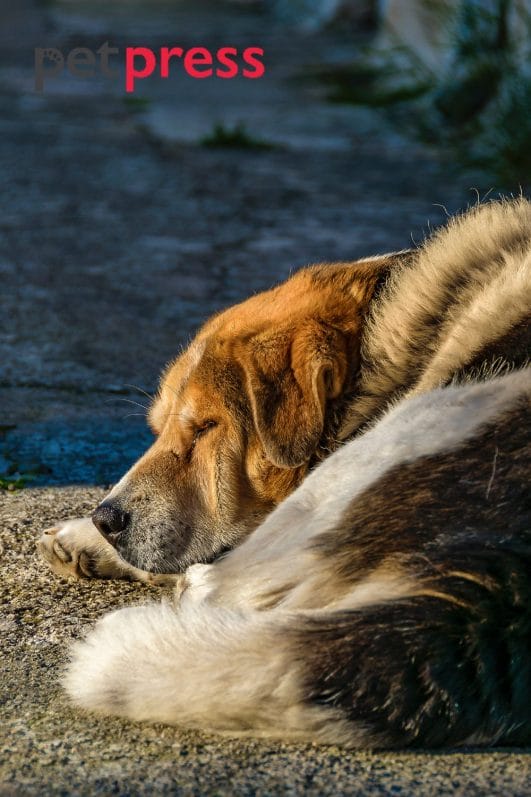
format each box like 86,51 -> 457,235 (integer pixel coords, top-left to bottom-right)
242,321 -> 351,468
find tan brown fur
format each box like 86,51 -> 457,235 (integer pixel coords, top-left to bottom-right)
39,199 -> 530,579
104,257 -> 398,571
41,200 -> 531,747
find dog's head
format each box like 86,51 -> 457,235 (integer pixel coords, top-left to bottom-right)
92,258 -> 393,572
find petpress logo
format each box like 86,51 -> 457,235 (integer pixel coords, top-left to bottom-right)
34,42 -> 265,93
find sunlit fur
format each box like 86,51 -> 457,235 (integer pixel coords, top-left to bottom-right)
65,368 -> 531,747
40,199 -> 531,746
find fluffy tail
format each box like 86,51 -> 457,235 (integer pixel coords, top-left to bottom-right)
64,599 -> 353,744
65,561 -> 531,748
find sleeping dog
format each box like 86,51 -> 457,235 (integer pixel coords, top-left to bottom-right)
39,199 -> 530,747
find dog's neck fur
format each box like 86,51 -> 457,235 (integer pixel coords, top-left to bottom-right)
307,251 -> 411,468
329,199 -> 531,447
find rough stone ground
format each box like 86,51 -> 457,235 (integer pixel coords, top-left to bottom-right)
1,1 -> 530,794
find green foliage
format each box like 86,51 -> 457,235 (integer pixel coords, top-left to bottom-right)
318,0 -> 530,186
432,0 -> 531,184
201,123 -> 277,150
0,465 -> 37,492
122,96 -> 151,113
314,60 -> 431,106
0,475 -> 32,491
0,455 -> 49,492
468,77 -> 531,184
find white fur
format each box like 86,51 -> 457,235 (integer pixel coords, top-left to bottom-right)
38,517 -> 175,584
197,368 -> 530,611
65,368 -> 530,739
62,200 -> 531,741
411,249 -> 531,394
65,599 -> 355,744
39,518 -> 129,580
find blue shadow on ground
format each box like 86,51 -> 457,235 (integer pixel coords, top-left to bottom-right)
1,419 -> 154,487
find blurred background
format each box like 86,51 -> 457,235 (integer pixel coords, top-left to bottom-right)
1,0 -> 530,488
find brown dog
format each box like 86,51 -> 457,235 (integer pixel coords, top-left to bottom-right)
38,252 -> 406,577
40,199 -> 530,583
40,199 -> 531,748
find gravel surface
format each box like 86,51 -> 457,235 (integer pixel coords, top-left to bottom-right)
3,489 -> 531,797
1,1 -> 529,794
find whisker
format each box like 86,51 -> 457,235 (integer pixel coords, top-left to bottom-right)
124,383 -> 154,402
114,397 -> 150,411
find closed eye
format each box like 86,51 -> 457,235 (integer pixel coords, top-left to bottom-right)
193,420 -> 218,442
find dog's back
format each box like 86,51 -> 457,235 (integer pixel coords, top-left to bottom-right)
341,198 -> 531,439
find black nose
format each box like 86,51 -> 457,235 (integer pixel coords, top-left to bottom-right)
92,504 -> 130,545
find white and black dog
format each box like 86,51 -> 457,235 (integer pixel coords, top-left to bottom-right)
42,199 -> 530,748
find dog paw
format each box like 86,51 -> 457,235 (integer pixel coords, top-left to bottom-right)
38,518 -> 131,580
38,518 -> 181,584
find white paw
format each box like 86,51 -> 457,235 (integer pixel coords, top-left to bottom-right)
37,518 -> 127,580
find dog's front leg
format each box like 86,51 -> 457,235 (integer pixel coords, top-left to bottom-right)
37,518 -> 176,585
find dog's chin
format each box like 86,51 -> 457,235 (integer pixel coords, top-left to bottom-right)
116,537 -> 232,575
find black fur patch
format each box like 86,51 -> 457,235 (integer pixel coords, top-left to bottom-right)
455,317 -> 531,381
294,398 -> 531,747
316,399 -> 530,582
